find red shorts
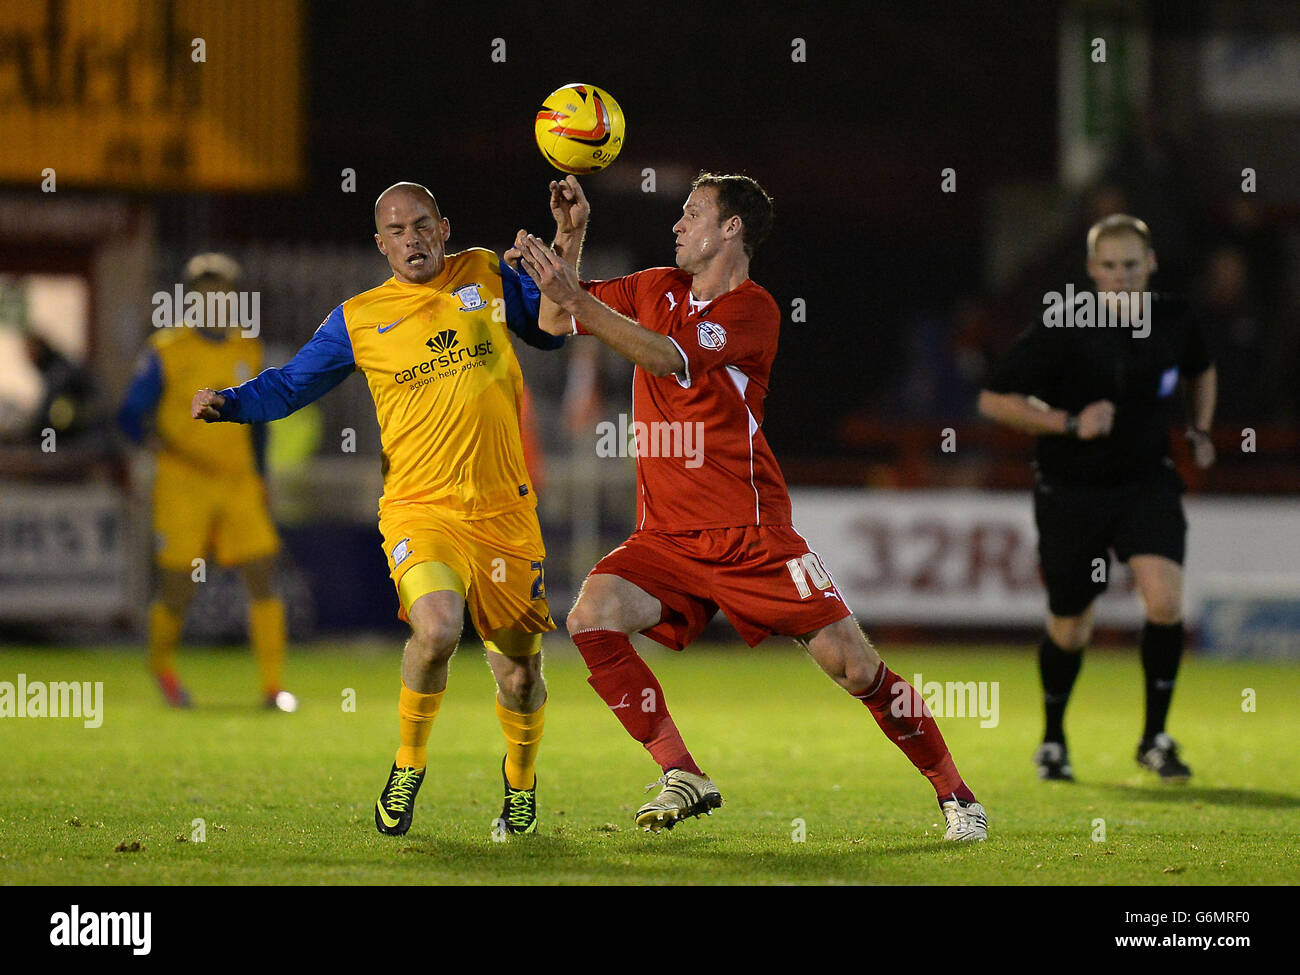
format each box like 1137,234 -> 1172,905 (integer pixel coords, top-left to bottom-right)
590,525 -> 852,650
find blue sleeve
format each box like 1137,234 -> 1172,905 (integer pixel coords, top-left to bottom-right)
117,350 -> 163,443
500,257 -> 566,351
215,306 -> 356,423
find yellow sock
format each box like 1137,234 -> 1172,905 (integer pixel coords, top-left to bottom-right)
248,597 -> 287,694
497,698 -> 546,789
147,602 -> 183,676
396,683 -> 444,770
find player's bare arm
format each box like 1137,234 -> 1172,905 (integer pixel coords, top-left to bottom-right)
977,390 -> 1115,439
519,234 -> 685,377
191,388 -> 226,421
1186,364 -> 1218,469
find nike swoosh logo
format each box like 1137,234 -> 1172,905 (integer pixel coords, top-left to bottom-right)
376,801 -> 400,828
377,316 -> 407,334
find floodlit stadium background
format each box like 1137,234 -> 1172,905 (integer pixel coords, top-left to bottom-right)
2,0 -> 1298,659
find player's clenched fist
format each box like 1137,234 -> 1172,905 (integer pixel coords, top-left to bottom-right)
1076,399 -> 1115,439
191,388 -> 226,421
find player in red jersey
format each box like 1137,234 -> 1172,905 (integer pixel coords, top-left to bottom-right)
516,173 -> 987,841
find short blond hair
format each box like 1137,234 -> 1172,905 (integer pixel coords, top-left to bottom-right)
1086,214 -> 1152,258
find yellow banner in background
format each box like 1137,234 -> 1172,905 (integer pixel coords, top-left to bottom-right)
0,0 -> 303,191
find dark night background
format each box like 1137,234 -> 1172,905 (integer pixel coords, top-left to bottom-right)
153,1 -> 1064,457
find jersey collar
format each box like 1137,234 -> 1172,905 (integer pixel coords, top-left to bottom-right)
390,259 -> 456,294
688,278 -> 752,314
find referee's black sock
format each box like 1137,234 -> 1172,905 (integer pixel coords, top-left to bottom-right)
1140,620 -> 1184,741
1039,635 -> 1083,745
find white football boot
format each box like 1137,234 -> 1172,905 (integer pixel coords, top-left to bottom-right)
940,798 -> 989,842
635,769 -> 723,832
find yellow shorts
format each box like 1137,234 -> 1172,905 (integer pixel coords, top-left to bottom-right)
153,459 -> 280,571
378,502 -> 555,647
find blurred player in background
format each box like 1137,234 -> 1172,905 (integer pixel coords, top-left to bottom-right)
519,174 -> 988,841
978,214 -> 1217,782
192,183 -> 570,837
118,254 -> 291,711
19,330 -> 96,442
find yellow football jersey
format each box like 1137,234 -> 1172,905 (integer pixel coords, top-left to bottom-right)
149,328 -> 262,475
345,248 -> 533,515
216,247 -> 563,519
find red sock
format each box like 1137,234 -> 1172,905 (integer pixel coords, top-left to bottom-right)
571,629 -> 703,776
855,663 -> 976,804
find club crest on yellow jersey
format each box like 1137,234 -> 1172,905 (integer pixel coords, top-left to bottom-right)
454,284 -> 486,311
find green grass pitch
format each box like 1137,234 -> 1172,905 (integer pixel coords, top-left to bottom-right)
1,640 -> 1297,885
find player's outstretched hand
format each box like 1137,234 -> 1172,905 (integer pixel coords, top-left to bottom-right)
550,176 -> 589,238
191,388 -> 226,421
518,234 -> 583,312
1077,399 -> 1115,439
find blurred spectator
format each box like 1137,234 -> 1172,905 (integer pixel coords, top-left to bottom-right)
889,299 -> 992,420
1193,246 -> 1269,424
1205,199 -> 1294,422
12,331 -> 96,443
1098,106 -> 1201,294
1213,199 -> 1285,314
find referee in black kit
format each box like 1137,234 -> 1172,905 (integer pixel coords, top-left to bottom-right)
978,214 -> 1217,782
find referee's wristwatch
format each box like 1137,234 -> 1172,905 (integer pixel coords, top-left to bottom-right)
1063,413 -> 1080,438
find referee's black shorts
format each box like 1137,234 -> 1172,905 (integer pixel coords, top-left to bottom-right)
1033,466 -> 1187,617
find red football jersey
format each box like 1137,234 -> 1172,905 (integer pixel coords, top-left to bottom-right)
579,267 -> 793,530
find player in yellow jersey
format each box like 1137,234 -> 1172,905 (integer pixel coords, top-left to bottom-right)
118,254 -> 292,711
191,180 -> 582,836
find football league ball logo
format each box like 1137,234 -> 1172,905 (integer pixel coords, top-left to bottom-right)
391,538 -> 411,567
697,321 -> 727,350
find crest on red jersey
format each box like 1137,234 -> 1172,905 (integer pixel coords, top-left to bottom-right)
697,321 -> 727,350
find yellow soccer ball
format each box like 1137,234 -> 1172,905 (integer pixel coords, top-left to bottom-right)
534,83 -> 625,175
